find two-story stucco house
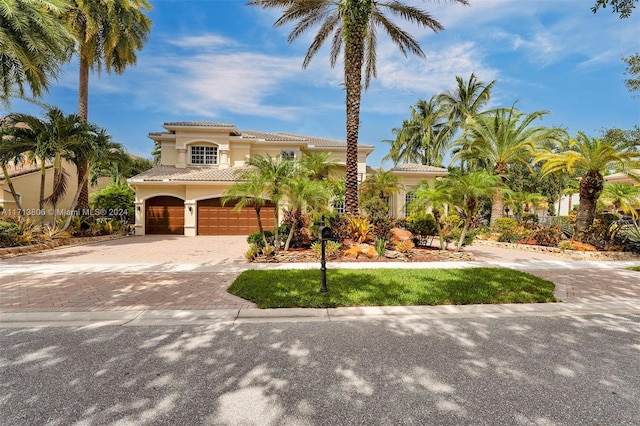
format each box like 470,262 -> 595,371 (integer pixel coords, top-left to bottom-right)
127,122 -> 448,236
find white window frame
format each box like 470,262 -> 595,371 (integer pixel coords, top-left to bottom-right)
189,145 -> 218,165
404,192 -> 417,217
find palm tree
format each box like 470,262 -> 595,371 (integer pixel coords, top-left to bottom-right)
453,106 -> 559,225
245,154 -> 296,247
444,170 -> 501,250
601,183 -> 640,219
384,97 -> 453,167
0,0 -> 75,102
0,117 -> 33,211
222,170 -> 273,246
360,168 -> 403,200
10,107 -> 90,220
408,179 -> 451,249
249,0 -> 468,216
62,126 -> 123,230
64,0 -> 152,209
437,73 -> 496,171
536,131 -> 640,233
299,151 -> 337,181
281,175 -> 332,250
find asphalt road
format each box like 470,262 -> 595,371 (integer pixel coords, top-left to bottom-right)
2,315 -> 639,425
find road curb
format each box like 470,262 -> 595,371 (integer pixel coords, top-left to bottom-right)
2,300 -> 639,327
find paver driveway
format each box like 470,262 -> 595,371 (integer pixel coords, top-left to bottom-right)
1,235 -> 255,311
1,236 -> 639,311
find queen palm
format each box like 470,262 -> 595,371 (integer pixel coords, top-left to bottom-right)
408,179 -> 451,249
384,97 -> 453,167
246,154 -> 296,247
0,117 -> 33,211
62,126 -> 123,230
223,175 -> 272,245
453,106 -> 559,225
444,170 -> 501,250
536,131 -> 640,233
64,0 -> 152,209
281,175 -> 332,250
249,0 -> 467,215
437,73 -> 496,171
0,0 -> 75,102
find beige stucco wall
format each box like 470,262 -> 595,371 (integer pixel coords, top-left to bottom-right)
388,174 -> 445,219
0,161 -> 110,223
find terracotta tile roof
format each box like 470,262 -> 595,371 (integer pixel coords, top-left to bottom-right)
164,121 -> 236,128
239,130 -> 304,142
390,163 -> 448,173
128,165 -> 251,182
0,161 -> 51,181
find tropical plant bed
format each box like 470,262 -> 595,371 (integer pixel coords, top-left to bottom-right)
472,239 -> 640,261
628,266 -> 640,272
252,246 -> 474,263
228,267 -> 557,308
0,234 -> 128,258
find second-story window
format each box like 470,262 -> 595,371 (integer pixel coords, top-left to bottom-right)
190,146 -> 218,165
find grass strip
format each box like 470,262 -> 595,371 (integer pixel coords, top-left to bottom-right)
228,267 -> 557,308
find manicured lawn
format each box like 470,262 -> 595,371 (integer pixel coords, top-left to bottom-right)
628,266 -> 640,272
228,267 -> 557,308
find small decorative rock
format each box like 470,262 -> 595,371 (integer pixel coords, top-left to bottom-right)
390,227 -> 413,244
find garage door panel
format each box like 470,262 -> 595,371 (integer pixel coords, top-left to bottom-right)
145,197 -> 184,235
197,200 -> 275,235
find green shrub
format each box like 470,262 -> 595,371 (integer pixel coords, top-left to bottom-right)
247,230 -> 274,248
492,217 -> 517,235
0,220 -> 21,247
406,213 -> 437,238
450,227 -> 481,247
90,183 -> 135,219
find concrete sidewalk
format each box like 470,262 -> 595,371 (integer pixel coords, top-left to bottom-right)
2,299 -> 640,327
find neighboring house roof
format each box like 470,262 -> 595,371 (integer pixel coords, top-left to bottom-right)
390,163 -> 448,173
605,170 -> 639,184
128,165 -> 250,182
0,161 -> 52,181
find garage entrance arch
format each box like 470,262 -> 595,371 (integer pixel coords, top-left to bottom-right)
145,196 -> 185,235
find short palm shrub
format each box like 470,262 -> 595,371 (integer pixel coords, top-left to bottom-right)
406,213 -> 437,239
244,244 -> 260,260
492,217 -> 517,235
311,240 -> 342,259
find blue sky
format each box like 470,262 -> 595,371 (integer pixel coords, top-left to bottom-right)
4,0 -> 640,167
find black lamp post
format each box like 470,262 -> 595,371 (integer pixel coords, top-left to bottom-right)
318,225 -> 332,293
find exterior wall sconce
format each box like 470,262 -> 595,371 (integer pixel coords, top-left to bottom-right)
188,206 -> 193,213
136,205 -> 141,212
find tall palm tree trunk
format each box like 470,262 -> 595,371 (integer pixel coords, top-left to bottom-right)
491,191 -> 504,226
2,166 -> 23,212
576,171 -> 604,233
77,55 -> 90,210
343,4 -> 368,216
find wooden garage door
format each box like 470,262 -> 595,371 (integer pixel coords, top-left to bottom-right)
145,196 -> 184,235
197,198 -> 275,235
